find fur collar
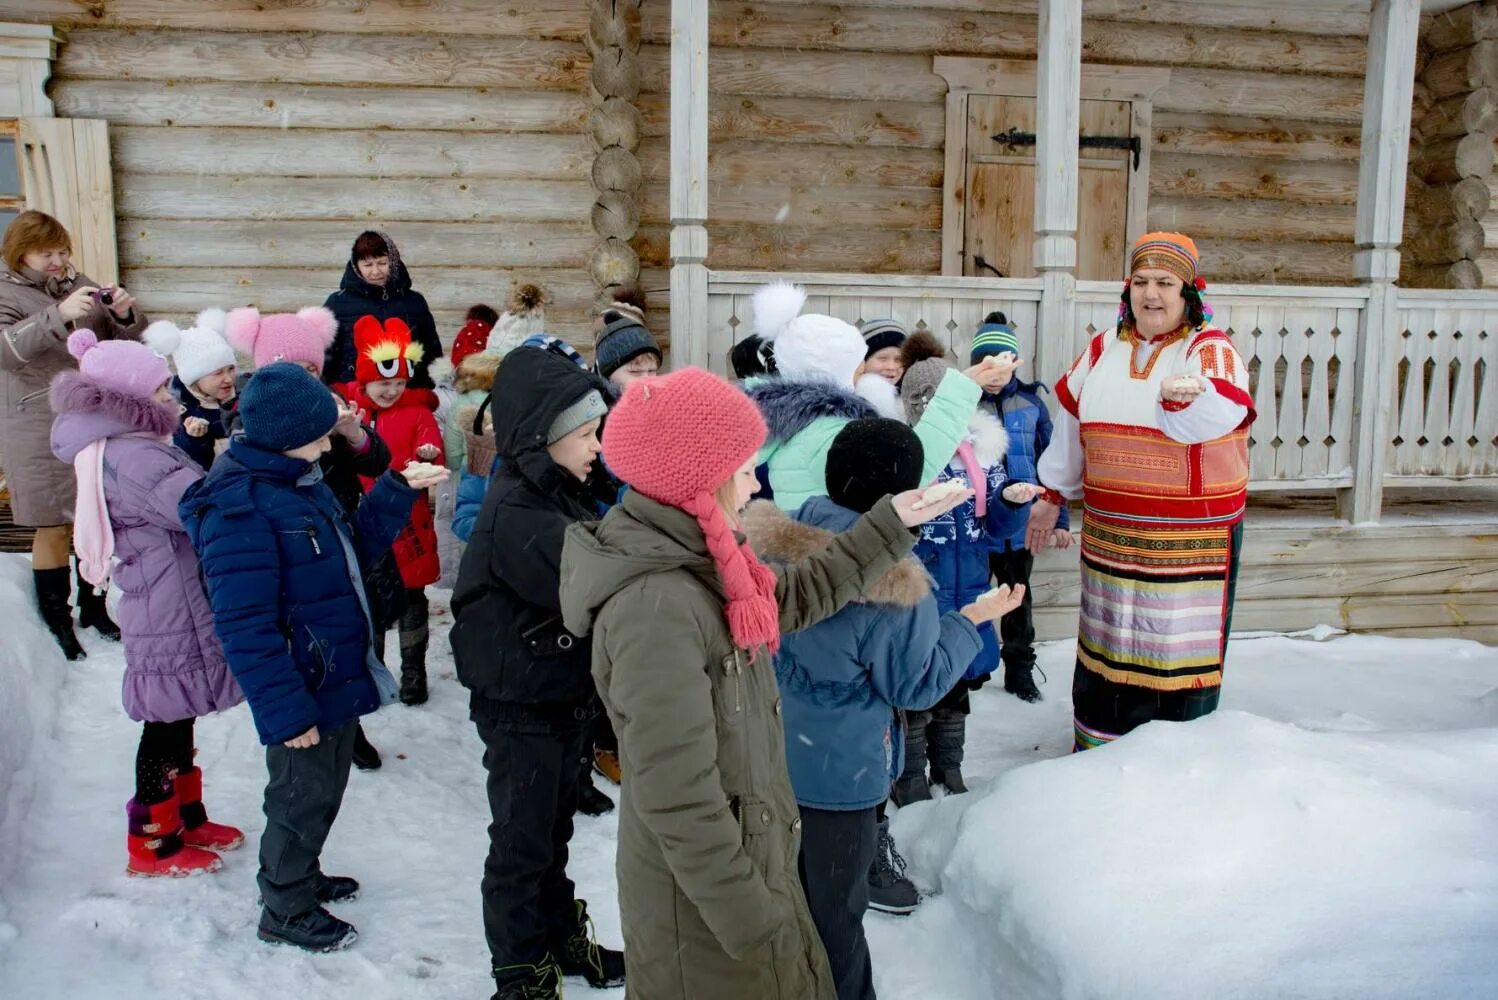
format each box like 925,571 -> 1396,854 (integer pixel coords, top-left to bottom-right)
966,407 -> 1008,468
855,373 -> 904,421
741,500 -> 930,607
455,352 -> 500,394
747,377 -> 876,444
49,370 -> 179,439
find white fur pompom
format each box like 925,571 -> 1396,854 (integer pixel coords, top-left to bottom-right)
751,281 -> 806,342
142,319 -> 183,358
194,307 -> 228,334
855,373 -> 905,421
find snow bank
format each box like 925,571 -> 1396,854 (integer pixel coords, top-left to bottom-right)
901,709 -> 1498,1000
0,554 -> 67,943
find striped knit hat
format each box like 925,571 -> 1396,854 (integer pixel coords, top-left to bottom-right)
859,318 -> 907,358
1130,232 -> 1199,284
970,313 -> 1021,363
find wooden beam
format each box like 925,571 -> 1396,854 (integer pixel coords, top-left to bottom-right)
1422,39 -> 1498,101
1425,2 -> 1498,52
637,139 -> 945,190
669,0 -> 710,370
1148,196 -> 1356,243
1151,113 -> 1364,163
639,93 -> 948,150
1149,153 -> 1361,205
1033,0 -> 1082,382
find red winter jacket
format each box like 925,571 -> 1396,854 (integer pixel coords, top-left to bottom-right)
337,384 -> 445,588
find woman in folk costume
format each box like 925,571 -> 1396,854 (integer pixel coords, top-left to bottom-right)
1027,233 -> 1254,751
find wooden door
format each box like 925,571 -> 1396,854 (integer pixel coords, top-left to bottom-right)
962,95 -> 1130,281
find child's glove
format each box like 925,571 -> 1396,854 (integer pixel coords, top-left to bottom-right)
184,416 -> 210,438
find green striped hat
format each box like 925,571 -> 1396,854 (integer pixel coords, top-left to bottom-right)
970,317 -> 1020,363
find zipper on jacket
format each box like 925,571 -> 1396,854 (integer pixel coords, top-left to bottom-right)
304,525 -> 321,555
727,649 -> 744,713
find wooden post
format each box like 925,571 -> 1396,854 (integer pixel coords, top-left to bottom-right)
0,22 -> 57,117
669,0 -> 709,370
1032,0 -> 1081,383
1341,0 -> 1421,524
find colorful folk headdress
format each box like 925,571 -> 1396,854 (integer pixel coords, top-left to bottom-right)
354,314 -> 425,384
1129,232 -> 1200,285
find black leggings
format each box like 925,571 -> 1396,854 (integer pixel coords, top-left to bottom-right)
136,719 -> 195,805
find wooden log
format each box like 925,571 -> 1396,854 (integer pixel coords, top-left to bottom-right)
684,93 -> 946,149
1402,215 -> 1486,265
1191,237 -> 1354,285
1425,3 -> 1498,54
635,44 -> 946,103
636,181 -> 941,230
1151,114 -> 1364,163
590,238 -> 640,288
52,79 -> 588,133
1155,68 -> 1366,125
1406,175 -> 1492,223
1414,87 -> 1498,144
589,0 -> 642,54
1147,196 -> 1356,243
1400,259 -> 1484,289
111,126 -> 591,180
686,223 -> 943,273
1412,132 -> 1498,184
591,190 -> 640,241
1477,249 -> 1498,287
590,96 -> 642,152
1081,0 -> 1374,38
1149,152 -> 1361,206
119,220 -> 598,268
590,44 -> 641,102
116,174 -> 594,224
57,29 -> 589,91
592,146 -> 642,194
637,140 -> 945,190
1422,40 -> 1498,102
13,1 -> 592,38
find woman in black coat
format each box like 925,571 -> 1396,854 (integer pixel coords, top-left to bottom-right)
321,230 -> 443,388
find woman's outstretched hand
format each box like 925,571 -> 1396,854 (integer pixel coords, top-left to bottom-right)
892,486 -> 972,528
1025,498 -> 1061,551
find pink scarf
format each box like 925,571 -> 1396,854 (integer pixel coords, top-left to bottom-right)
954,441 -> 988,518
680,493 -> 781,655
71,440 -> 116,590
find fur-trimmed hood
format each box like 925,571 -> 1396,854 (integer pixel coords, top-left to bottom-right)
746,377 -> 877,445
455,351 -> 502,394
742,498 -> 930,606
965,406 -> 1009,469
49,369 -> 180,463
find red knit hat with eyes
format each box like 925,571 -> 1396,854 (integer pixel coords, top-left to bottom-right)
353,314 -> 424,384
602,368 -> 781,653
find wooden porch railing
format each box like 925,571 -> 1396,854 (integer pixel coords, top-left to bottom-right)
704,271 -> 1498,500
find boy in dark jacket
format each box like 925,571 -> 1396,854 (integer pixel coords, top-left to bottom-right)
180,363 -> 445,953
971,313 -> 1073,703
745,418 -> 1023,1000
450,346 -> 625,998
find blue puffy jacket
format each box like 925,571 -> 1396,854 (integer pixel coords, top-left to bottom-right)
452,462 -> 495,543
179,438 -> 419,745
743,498 -> 983,810
981,378 -> 1069,551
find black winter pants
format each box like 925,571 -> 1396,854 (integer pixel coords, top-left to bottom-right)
135,718 -> 195,804
989,546 -> 1037,675
798,805 -> 878,1000
473,699 -> 590,971
258,721 -> 356,919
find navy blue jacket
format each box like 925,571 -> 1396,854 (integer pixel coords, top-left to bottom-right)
980,378 -> 1069,551
170,376 -> 231,473
744,498 -> 983,810
179,438 -> 418,745
321,243 -> 442,388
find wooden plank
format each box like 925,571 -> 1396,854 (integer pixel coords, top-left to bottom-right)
119,220 -> 597,268
1194,237 -> 1355,284
111,126 -> 591,180
1148,196 -> 1356,243
650,224 -> 941,273
52,78 -> 588,133
1151,113 -> 1364,163
636,44 -> 947,103
639,139 -> 945,189
638,93 -> 948,149
117,174 -> 594,223
1155,68 -> 1366,124
57,29 -> 589,90
1150,152 -> 1361,205
11,1 -> 592,38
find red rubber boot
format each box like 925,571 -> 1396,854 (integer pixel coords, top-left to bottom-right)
174,767 -> 244,851
126,797 -> 223,877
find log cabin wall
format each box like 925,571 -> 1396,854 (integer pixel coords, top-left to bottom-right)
635,0 -> 1373,287
5,1 -> 670,353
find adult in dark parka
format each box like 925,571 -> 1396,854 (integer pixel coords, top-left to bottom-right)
321,230 -> 443,388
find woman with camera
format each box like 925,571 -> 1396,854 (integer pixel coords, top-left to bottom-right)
0,209 -> 147,659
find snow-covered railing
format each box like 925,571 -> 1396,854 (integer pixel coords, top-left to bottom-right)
706,271 -> 1498,497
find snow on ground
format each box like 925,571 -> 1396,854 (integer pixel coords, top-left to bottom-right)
0,551 -> 1493,998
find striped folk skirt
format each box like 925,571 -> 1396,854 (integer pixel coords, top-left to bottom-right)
1070,507 -> 1243,751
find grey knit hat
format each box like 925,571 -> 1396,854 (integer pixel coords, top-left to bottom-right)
595,315 -> 662,380
547,388 -> 608,444
900,357 -> 951,427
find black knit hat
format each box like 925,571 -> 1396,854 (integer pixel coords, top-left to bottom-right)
730,333 -> 776,379
595,314 -> 662,380
826,418 -> 925,515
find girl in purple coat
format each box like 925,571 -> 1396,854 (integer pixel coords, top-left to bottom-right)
50,328 -> 246,878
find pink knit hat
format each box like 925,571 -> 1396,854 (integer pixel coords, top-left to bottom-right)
602,368 -> 781,654
222,306 -> 337,372
66,328 -> 172,398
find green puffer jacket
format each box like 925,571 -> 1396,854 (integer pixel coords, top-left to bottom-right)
747,369 -> 981,511
560,490 -> 917,1000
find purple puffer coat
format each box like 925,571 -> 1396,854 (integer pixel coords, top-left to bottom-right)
49,370 -> 243,723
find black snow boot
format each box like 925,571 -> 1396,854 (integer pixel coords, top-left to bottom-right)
34,567 -> 85,661
867,817 -> 919,915
576,765 -> 615,817
929,710 -> 968,796
397,602 -> 429,706
351,723 -> 382,771
257,905 -> 358,952
75,564 -> 120,641
314,874 -> 360,904
492,955 -> 563,1000
553,900 -> 626,988
891,709 -> 931,807
1004,662 -> 1045,703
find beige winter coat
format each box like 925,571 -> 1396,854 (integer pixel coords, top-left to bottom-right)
560,490 -> 917,1000
0,264 -> 146,525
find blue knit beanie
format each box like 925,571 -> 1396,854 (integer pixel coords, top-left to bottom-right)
970,314 -> 1021,363
239,362 -> 339,452
595,315 -> 662,380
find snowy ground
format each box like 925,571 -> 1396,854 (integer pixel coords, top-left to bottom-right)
0,552 -> 1494,999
